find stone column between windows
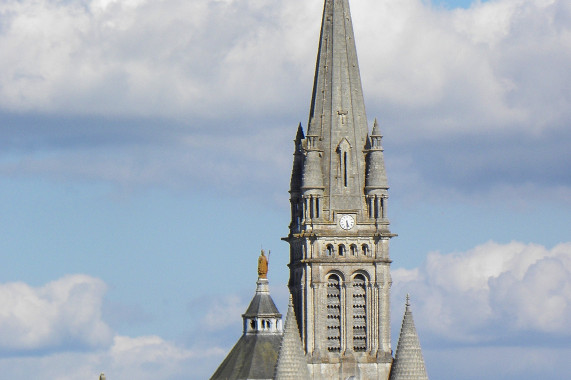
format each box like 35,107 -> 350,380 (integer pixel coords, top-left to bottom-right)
311,280 -> 321,356
380,267 -> 391,353
367,280 -> 375,354
368,196 -> 373,218
346,277 -> 354,352
341,281 -> 348,354
306,266 -> 314,354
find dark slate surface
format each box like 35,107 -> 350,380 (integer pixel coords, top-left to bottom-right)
210,334 -> 283,380
243,292 -> 281,318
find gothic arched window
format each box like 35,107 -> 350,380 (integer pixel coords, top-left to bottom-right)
362,244 -> 369,256
338,244 -> 345,256
352,274 -> 367,352
327,274 -> 341,352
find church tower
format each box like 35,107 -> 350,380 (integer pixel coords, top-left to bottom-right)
283,0 -> 395,378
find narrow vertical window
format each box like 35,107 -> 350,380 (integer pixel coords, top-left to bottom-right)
338,244 -> 345,256
326,244 -> 334,256
327,275 -> 341,352
350,244 -> 358,256
352,275 -> 367,352
344,152 -> 348,187
309,196 -> 314,219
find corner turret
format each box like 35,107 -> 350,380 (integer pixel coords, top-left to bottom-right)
390,295 -> 429,380
274,295 -> 311,380
365,118 -> 389,223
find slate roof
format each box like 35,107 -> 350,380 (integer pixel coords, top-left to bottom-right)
210,333 -> 283,380
243,283 -> 281,318
210,278 -> 283,380
389,296 -> 429,380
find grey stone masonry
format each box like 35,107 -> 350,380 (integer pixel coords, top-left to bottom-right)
274,296 -> 311,380
389,296 -> 428,380
284,0 -> 395,379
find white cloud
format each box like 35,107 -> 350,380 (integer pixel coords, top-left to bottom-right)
393,241 -> 571,344
0,274 -> 113,352
425,345 -> 571,380
0,0 -> 569,137
354,0 -> 571,137
0,275 -> 226,378
0,335 -> 225,380
0,0 -> 568,203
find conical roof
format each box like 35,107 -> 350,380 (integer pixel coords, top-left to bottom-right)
274,296 -> 310,380
371,118 -> 382,136
243,279 -> 281,318
390,296 -> 428,380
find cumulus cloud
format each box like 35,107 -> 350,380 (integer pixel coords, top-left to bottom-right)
426,345 -> 571,380
354,0 -> 571,137
0,0 -> 569,201
0,275 -> 227,378
392,241 -> 571,344
0,274 -> 113,352
0,0 -> 569,133
0,0 -> 317,119
0,335 -> 224,380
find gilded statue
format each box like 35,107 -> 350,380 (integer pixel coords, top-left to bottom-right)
258,249 -> 269,279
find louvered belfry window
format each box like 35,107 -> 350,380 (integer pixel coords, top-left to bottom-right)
327,275 -> 341,352
352,275 -> 367,352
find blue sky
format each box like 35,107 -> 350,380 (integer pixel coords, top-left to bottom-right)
0,0 -> 570,379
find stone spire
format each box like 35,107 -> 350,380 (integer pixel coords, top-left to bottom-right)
284,2 -> 395,378
390,295 -> 429,380
274,295 -> 310,380
306,0 -> 370,212
99,374 -> 106,380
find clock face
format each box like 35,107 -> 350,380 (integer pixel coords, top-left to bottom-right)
339,214 -> 355,230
